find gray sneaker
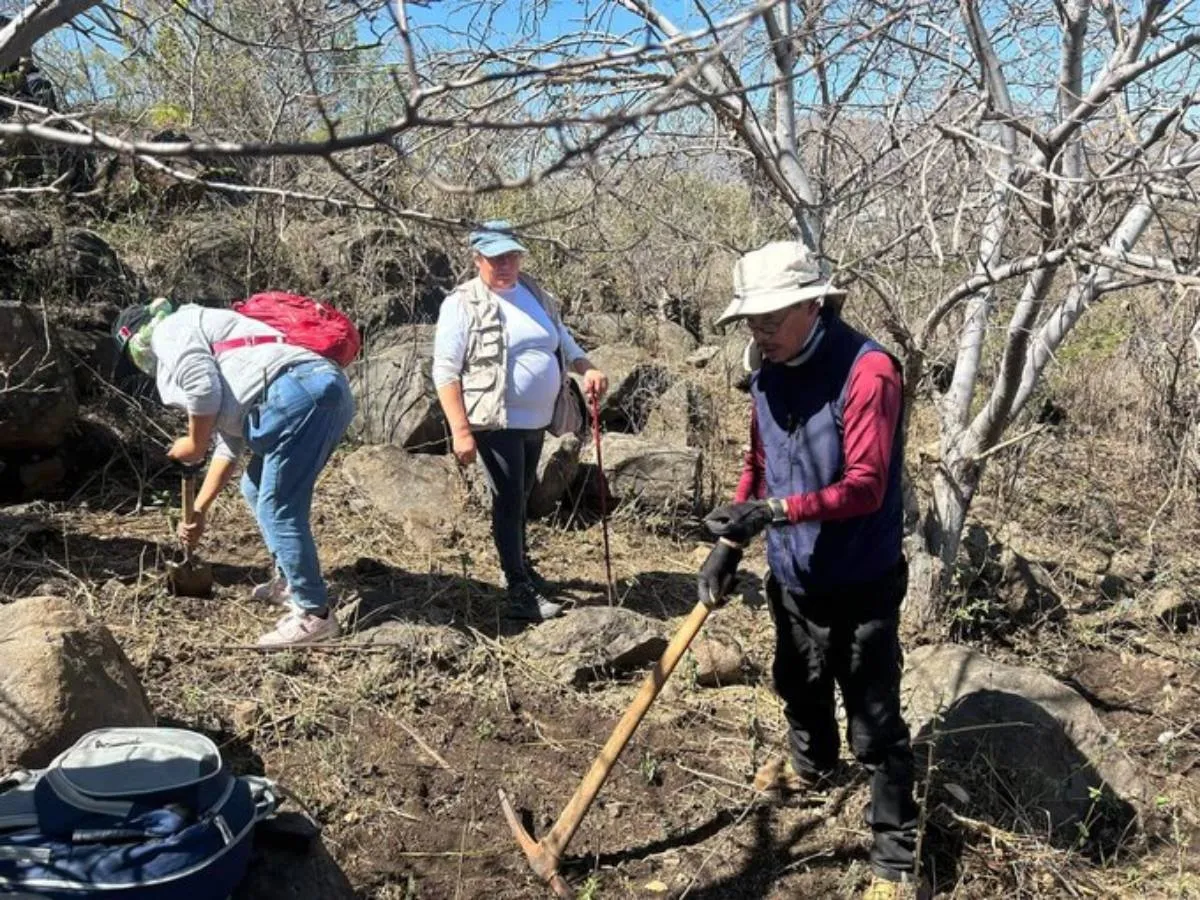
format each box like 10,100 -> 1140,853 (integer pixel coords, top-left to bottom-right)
505,581 -> 564,622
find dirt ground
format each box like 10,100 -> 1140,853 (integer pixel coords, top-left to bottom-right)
2,434 -> 1199,900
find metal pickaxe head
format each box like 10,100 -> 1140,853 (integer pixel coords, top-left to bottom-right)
498,789 -> 570,898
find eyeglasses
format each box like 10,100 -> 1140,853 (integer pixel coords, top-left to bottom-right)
743,309 -> 792,337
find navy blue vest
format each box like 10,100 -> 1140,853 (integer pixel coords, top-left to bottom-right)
751,315 -> 904,596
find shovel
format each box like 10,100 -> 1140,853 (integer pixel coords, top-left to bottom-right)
166,469 -> 213,597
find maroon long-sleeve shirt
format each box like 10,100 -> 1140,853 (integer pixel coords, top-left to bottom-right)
732,350 -> 903,522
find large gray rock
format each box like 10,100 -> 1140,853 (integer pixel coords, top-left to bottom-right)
518,606 -> 667,687
653,320 -> 699,360
643,380 -> 716,449
568,312 -> 626,348
32,228 -> 145,314
0,207 -> 53,256
0,302 -> 78,451
580,433 -> 702,517
0,595 -> 154,768
903,644 -> 1150,838
348,326 -> 447,452
583,345 -> 674,432
342,445 -> 461,548
528,432 -> 582,518
350,620 -> 473,665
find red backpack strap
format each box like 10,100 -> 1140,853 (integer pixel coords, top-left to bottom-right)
211,334 -> 287,355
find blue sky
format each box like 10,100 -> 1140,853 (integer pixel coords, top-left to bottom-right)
368,0 -> 720,59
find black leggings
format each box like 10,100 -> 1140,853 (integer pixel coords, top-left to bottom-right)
475,428 -> 544,587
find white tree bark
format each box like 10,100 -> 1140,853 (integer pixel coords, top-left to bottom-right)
0,0 -> 102,69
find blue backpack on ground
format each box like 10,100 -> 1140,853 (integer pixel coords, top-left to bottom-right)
0,727 -> 278,899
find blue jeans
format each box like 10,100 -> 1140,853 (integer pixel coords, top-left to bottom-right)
241,360 -> 355,613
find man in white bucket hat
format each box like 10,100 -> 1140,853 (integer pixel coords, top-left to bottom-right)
698,242 -> 927,900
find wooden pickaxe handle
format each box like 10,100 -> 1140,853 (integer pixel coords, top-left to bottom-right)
539,597 -> 713,863
180,473 -> 196,562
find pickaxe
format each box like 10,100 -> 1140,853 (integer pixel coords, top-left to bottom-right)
499,540 -> 740,897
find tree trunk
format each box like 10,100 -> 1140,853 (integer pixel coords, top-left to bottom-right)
905,445 -> 982,631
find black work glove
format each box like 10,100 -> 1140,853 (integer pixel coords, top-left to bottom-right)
704,499 -> 787,544
697,538 -> 744,609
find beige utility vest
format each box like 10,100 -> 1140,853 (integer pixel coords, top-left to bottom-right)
455,273 -> 567,431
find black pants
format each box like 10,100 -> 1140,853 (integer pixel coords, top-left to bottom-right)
475,428 -> 544,588
768,560 -> 918,879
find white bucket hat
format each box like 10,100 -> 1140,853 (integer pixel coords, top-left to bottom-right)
716,241 -> 845,326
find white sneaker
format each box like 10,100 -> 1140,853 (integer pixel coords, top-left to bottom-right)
256,610 -> 340,647
251,575 -> 292,606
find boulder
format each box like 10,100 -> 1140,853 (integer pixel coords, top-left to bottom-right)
580,433 -> 702,517
519,606 -> 667,687
342,445 -> 461,548
643,380 -> 716,449
348,326 -> 447,452
903,643 -> 1149,839
690,634 -> 750,687
350,620 -> 472,665
0,595 -> 154,769
528,433 -> 582,518
0,207 -> 53,257
654,320 -> 699,360
567,312 -> 626,348
582,345 -> 673,432
0,301 -> 78,451
31,228 -> 145,317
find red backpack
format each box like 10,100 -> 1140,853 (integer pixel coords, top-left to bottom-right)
211,292 -> 361,367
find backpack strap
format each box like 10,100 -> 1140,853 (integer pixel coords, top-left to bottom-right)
211,334 -> 287,355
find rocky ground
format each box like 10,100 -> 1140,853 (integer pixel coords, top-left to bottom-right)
1,209 -> 1198,898
2,419 -> 1199,898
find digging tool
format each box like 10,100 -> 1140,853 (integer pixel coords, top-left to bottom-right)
499,560 -> 733,897
166,469 -> 213,597
590,391 -> 614,605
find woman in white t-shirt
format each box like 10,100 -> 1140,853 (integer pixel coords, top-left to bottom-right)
433,221 -> 607,622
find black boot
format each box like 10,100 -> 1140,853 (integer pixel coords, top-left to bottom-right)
505,581 -> 564,622
524,559 -> 557,596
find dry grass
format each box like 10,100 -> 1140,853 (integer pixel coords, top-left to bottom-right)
2,201 -> 1199,896
3,338 -> 1198,898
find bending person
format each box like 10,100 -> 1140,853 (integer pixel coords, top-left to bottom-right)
112,298 -> 354,647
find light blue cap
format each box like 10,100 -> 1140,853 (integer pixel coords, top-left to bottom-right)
468,220 -> 527,257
